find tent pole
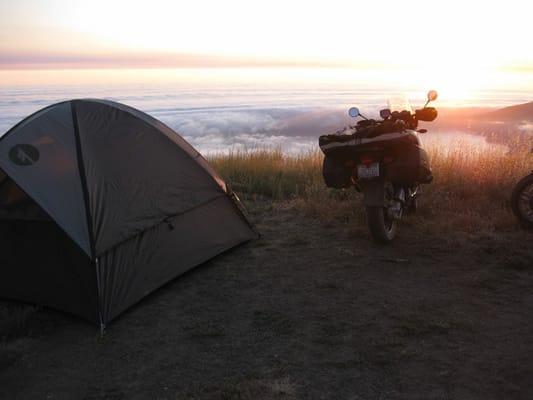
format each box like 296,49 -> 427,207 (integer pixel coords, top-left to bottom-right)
95,257 -> 106,336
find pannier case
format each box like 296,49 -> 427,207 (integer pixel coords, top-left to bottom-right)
322,156 -> 353,189
319,129 -> 432,187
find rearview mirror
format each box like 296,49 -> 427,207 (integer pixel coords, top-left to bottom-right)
380,109 -> 391,119
415,107 -> 438,122
348,107 -> 360,118
427,90 -> 438,102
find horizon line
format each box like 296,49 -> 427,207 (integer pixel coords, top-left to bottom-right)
2,51 -> 531,72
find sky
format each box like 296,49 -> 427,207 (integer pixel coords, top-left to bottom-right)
1,0 -> 532,150
1,0 -> 532,71
1,0 -> 533,108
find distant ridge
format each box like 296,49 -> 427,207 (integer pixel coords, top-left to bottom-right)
483,101 -> 533,122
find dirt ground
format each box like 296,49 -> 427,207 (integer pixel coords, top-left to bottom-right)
1,201 -> 533,400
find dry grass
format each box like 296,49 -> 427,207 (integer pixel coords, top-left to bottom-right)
210,148 -> 324,199
420,140 -> 531,232
210,137 -> 533,234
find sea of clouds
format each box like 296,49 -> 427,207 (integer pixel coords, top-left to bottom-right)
0,83 -> 528,154
156,107 -> 317,153
0,85 -> 359,154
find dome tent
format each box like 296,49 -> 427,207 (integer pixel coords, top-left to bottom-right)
0,99 -> 257,328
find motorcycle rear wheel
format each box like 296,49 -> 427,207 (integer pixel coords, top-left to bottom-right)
511,173 -> 533,229
366,206 -> 398,243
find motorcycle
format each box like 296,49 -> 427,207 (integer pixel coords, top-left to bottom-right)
511,156 -> 533,229
319,90 -> 438,243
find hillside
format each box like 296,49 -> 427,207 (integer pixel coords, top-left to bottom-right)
1,144 -> 533,399
481,101 -> 533,122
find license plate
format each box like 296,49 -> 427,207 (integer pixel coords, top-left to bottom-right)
357,162 -> 380,179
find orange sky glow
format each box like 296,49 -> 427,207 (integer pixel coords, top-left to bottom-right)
2,0 -> 532,69
1,0 -> 533,103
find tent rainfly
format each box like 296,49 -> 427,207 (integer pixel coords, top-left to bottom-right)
0,99 -> 257,328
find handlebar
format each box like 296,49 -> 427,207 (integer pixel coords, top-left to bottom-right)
353,107 -> 438,134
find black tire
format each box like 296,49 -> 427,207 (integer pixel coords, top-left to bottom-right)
366,206 -> 398,243
511,173 -> 533,229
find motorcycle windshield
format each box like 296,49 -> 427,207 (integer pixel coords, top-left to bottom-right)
387,96 -> 413,113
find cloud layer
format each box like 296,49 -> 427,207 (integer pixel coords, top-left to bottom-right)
155,108 -> 319,154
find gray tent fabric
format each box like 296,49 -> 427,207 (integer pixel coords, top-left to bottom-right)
97,195 -> 254,323
75,100 -> 228,255
0,99 -> 257,326
89,99 -> 227,191
0,102 -> 92,254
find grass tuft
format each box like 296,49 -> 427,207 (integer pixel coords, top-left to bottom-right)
210,138 -> 532,233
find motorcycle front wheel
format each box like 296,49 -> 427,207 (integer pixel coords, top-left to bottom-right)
511,173 -> 533,229
366,206 -> 398,243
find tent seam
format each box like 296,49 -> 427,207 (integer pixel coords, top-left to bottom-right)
71,101 -> 104,328
95,193 -> 228,258
71,102 -> 97,259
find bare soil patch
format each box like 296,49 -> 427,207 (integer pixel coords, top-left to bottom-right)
1,200 -> 532,400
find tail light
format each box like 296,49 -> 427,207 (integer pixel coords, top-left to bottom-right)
360,155 -> 375,166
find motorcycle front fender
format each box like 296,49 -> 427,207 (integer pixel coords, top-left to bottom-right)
360,180 -> 385,207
